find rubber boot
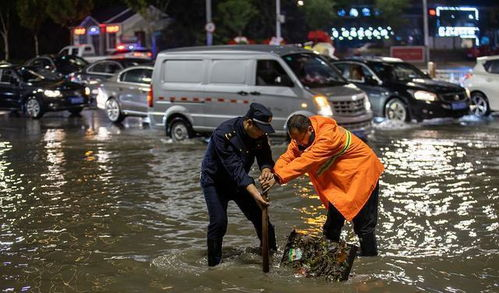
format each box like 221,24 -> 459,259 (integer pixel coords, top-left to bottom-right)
359,233 -> 378,256
323,228 -> 341,242
207,238 -> 223,266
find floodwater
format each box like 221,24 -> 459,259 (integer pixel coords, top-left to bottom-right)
0,110 -> 498,292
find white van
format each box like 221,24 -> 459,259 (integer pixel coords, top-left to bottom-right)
149,45 -> 372,141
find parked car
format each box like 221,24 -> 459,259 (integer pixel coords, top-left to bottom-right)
95,65 -> 153,123
69,58 -> 152,98
25,54 -> 88,78
0,64 -> 90,118
331,57 -> 470,122
463,55 -> 499,116
150,45 -> 372,141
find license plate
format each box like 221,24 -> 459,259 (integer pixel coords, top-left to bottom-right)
69,96 -> 84,104
451,101 -> 467,110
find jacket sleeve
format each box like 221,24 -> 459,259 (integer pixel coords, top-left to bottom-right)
274,140 -> 300,172
256,138 -> 275,171
274,126 -> 345,184
212,130 -> 254,188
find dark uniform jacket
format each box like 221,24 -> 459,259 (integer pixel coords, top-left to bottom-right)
200,117 -> 274,190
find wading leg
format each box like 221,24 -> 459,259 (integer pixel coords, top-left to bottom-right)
203,185 -> 229,266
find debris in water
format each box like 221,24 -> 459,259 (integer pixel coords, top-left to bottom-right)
280,230 -> 357,282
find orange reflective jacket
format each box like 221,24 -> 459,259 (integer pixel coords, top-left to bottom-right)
274,116 -> 384,221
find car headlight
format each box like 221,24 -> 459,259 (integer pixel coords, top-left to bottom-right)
362,94 -> 371,111
413,90 -> 437,102
465,88 -> 471,98
44,89 -> 62,98
314,95 -> 333,116
84,87 -> 91,96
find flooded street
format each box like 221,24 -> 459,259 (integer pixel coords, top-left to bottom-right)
1,110 -> 498,292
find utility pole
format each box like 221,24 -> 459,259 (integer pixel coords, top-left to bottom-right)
276,0 -> 281,39
206,0 -> 213,46
422,0 -> 430,62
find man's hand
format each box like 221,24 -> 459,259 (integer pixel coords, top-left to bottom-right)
261,177 -> 276,193
246,183 -> 269,210
259,168 -> 273,184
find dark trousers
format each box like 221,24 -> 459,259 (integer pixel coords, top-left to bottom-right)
323,182 -> 379,241
203,184 -> 276,248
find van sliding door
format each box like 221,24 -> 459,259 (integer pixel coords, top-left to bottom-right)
203,59 -> 251,129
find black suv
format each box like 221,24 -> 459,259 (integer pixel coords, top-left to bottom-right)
331,57 -> 470,122
0,64 -> 90,118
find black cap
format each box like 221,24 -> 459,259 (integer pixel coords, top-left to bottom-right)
246,103 -> 275,134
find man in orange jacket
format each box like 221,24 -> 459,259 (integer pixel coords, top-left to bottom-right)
260,114 -> 384,256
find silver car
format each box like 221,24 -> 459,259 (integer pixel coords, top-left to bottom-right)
96,65 -> 152,123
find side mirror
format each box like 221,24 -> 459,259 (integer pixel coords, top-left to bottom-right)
365,76 -> 380,86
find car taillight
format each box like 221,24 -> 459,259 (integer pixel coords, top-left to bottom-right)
147,52 -> 152,57
464,73 -> 472,80
147,87 -> 153,107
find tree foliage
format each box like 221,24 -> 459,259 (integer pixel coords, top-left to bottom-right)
46,0 -> 94,28
0,1 -> 16,60
17,0 -> 48,56
217,0 -> 258,37
302,0 -> 337,31
375,0 -> 409,29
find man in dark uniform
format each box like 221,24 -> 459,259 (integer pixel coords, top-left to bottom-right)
200,103 -> 277,266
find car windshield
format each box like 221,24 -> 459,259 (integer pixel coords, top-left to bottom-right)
369,62 -> 428,82
283,53 -> 346,88
55,55 -> 88,68
18,68 -> 45,82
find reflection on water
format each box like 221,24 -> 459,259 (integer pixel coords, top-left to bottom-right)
0,111 -> 498,292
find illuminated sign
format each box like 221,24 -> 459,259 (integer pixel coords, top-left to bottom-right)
435,6 -> 479,43
106,25 -> 120,33
438,26 -> 479,38
88,26 -> 99,35
74,27 -> 86,35
331,26 -> 394,41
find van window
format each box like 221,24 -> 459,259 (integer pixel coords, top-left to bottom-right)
283,53 -> 346,88
256,60 -> 291,86
209,60 -> 246,84
164,60 -> 203,83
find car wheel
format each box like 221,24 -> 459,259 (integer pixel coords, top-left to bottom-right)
105,98 -> 125,123
69,107 -> 83,116
169,118 -> 193,142
385,98 -> 410,122
25,97 -> 44,119
470,92 -> 490,117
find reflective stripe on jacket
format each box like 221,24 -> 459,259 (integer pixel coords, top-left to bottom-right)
274,116 -> 384,221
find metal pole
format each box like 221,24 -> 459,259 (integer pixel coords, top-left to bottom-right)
422,0 -> 430,62
276,0 -> 281,39
206,0 -> 213,46
261,191 -> 269,273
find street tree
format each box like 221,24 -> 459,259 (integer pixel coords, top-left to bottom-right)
0,1 -> 16,60
124,0 -> 172,49
46,0 -> 94,28
375,0 -> 409,30
17,0 -> 48,56
301,0 -> 337,31
217,0 -> 258,38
